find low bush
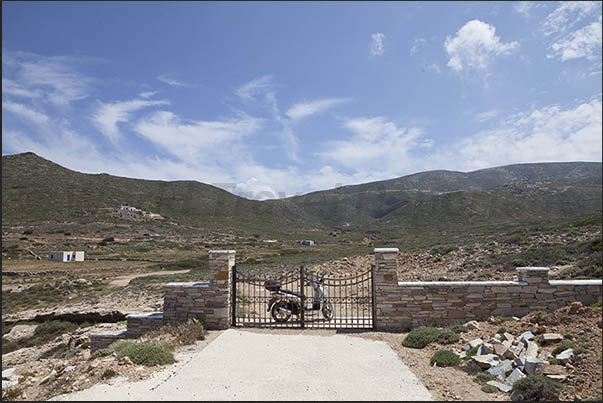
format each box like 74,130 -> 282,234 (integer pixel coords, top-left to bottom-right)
551,341 -> 577,357
101,369 -> 117,379
511,375 -> 562,401
144,319 -> 205,349
473,373 -> 496,385
481,384 -> 498,393
436,329 -> 460,344
593,300 -> 602,308
446,324 -> 468,334
430,350 -> 460,367
109,341 -> 175,366
466,345 -> 480,358
402,327 -> 443,349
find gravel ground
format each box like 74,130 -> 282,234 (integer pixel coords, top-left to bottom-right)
50,328 -> 433,401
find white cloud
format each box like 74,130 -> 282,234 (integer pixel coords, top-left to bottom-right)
410,38 -> 426,56
3,51 -> 96,107
370,33 -> 385,56
2,100 -> 49,125
235,75 -> 275,101
514,1 -> 534,16
541,1 -> 601,36
426,63 -> 441,74
134,110 -> 261,164
444,20 -> 519,72
138,91 -> 157,99
449,98 -> 602,170
92,97 -> 170,144
549,17 -> 602,61
474,110 -> 498,123
319,117 -> 429,173
285,98 -> 349,120
157,74 -> 195,87
2,78 -> 40,98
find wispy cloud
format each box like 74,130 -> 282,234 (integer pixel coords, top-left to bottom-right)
370,33 -> 385,56
138,91 -> 157,99
444,20 -> 519,72
474,110 -> 498,123
157,74 -> 195,87
2,78 -> 41,99
92,97 -> 170,144
235,74 -> 275,101
548,16 -> 602,61
286,98 -> 350,120
540,1 -> 601,37
514,1 -> 534,17
2,100 -> 50,126
410,38 -> 426,56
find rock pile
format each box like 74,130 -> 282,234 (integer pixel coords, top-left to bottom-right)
457,324 -> 576,394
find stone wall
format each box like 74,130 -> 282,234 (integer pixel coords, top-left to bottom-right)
126,312 -> 164,338
89,330 -> 127,352
162,250 -> 234,330
373,248 -> 603,331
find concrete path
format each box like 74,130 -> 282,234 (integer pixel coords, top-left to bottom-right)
51,329 -> 433,401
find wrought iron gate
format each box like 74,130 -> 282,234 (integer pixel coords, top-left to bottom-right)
232,266 -> 374,329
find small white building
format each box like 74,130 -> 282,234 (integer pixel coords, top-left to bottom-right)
48,251 -> 85,262
120,204 -> 141,216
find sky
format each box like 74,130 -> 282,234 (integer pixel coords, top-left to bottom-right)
2,1 -> 602,200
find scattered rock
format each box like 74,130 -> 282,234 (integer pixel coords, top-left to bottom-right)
513,357 -> 526,370
537,364 -> 566,376
486,380 -> 512,392
556,349 -> 574,365
538,351 -> 553,361
119,357 -> 134,366
524,358 -> 546,375
463,320 -> 479,330
493,344 -> 509,357
2,368 -> 16,380
2,325 -> 37,342
505,368 -> 526,386
63,366 -> 76,373
538,333 -> 563,344
471,354 -> 501,369
503,332 -> 515,342
2,380 -> 18,390
39,370 -> 57,385
525,341 -> 539,358
487,359 -> 514,380
516,331 -> 535,345
463,338 -> 483,351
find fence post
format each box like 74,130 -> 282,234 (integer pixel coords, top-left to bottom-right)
373,248 -> 399,331
231,265 -> 237,327
207,250 -> 236,329
300,266 -> 305,329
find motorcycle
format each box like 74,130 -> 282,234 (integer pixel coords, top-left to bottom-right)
265,271 -> 334,323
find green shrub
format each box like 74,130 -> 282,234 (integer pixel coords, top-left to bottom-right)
497,327 -> 507,334
474,373 -> 496,385
430,350 -> 461,367
446,324 -> 468,334
144,319 -> 205,349
90,347 -> 112,360
101,369 -> 117,379
481,384 -> 498,393
593,300 -> 602,308
402,327 -> 443,349
109,341 -> 175,366
585,394 -> 603,401
466,345 -> 480,358
436,329 -> 460,345
511,375 -> 562,401
551,341 -> 577,357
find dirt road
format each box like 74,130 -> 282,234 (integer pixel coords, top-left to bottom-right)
109,270 -> 191,287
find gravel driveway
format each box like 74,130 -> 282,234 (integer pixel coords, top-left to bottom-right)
52,329 -> 433,401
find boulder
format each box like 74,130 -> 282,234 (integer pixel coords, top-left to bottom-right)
538,333 -> 563,344
493,344 -> 509,357
486,380 -> 512,393
505,368 -> 526,386
524,358 -> 546,375
503,332 -> 515,342
471,354 -> 501,369
556,349 -> 575,365
516,331 -> 535,345
525,341 -> 539,359
2,325 -> 37,342
487,359 -> 514,380
463,338 -> 483,351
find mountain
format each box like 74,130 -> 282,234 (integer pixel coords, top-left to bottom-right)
2,152 -> 601,238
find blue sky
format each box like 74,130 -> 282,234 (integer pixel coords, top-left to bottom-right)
2,1 -> 602,199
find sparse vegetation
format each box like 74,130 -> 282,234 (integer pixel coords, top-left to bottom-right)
430,350 -> 461,367
473,373 -> 496,385
101,369 -> 118,379
481,384 -> 498,393
143,319 -> 205,349
511,375 -> 562,401
105,340 -> 175,366
402,326 -> 463,349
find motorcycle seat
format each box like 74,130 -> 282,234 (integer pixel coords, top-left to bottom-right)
280,289 -> 302,298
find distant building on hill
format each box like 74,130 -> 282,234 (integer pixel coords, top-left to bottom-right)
301,240 -> 315,246
120,203 -> 141,216
48,251 -> 85,262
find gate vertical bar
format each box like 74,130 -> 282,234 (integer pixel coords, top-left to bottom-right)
300,266 -> 305,329
371,264 -> 376,329
231,265 -> 237,327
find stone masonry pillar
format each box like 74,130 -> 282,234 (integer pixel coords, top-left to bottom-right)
516,266 -> 557,312
373,248 -> 400,331
206,250 -> 235,329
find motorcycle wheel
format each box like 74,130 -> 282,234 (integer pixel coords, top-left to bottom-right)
322,300 -> 334,321
271,301 -> 292,323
